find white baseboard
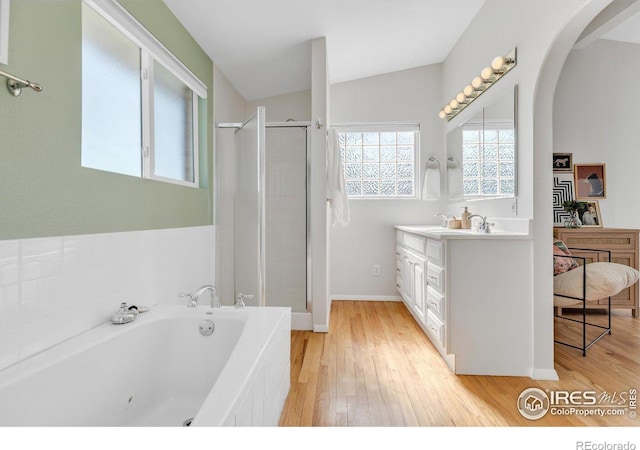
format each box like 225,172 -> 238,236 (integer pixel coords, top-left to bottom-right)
330,295 -> 402,302
313,324 -> 329,333
291,312 -> 313,331
530,368 -> 559,381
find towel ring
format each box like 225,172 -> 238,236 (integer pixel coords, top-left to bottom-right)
447,157 -> 460,169
426,157 -> 440,169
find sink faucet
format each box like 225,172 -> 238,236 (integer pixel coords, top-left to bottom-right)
468,214 -> 493,233
434,213 -> 448,226
181,285 -> 220,308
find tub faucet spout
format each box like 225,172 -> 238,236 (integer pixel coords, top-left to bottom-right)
181,285 -> 220,308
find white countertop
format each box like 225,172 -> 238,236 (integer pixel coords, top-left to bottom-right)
395,224 -> 531,240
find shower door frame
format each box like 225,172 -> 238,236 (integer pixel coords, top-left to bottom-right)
264,122 -> 311,312
216,118 -> 312,311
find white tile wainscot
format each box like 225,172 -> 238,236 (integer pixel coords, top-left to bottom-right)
0,226 -> 215,371
395,222 -> 532,376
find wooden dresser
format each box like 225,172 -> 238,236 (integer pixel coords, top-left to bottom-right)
553,227 -> 639,317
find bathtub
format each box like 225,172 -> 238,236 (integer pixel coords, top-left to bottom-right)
0,305 -> 291,426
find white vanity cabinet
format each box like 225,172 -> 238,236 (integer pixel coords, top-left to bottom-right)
396,232 -> 444,351
396,241 -> 426,323
395,225 -> 532,377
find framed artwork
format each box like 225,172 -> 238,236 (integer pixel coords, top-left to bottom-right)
574,163 -> 606,199
0,0 -> 8,65
553,173 -> 575,227
552,153 -> 573,172
577,201 -> 602,228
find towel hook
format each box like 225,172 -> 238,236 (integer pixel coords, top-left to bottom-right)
426,157 -> 440,169
447,157 -> 460,169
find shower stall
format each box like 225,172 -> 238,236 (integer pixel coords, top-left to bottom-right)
218,107 -> 310,315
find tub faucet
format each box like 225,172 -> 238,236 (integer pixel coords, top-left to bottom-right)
236,293 -> 253,308
111,302 -> 139,324
181,285 -> 220,308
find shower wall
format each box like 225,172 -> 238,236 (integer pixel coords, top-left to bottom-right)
265,127 -> 307,312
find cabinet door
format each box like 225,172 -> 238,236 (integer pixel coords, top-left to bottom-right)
412,253 -> 426,324
399,247 -> 413,305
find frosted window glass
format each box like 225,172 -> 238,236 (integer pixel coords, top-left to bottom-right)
338,130 -> 417,198
153,61 -> 194,183
81,4 -> 142,177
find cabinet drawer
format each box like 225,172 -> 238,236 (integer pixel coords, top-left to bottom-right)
426,239 -> 444,265
403,233 -> 426,254
426,310 -> 446,350
426,262 -> 445,293
426,286 -> 445,320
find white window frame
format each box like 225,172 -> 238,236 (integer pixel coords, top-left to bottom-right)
335,123 -> 420,200
83,0 -> 207,188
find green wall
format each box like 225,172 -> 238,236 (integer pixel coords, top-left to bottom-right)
0,0 -> 214,240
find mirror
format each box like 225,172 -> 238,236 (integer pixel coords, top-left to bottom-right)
447,85 -> 517,200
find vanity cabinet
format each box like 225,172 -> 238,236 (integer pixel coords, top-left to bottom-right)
396,241 -> 426,323
553,227 -> 639,317
396,231 -> 448,357
395,226 -> 532,376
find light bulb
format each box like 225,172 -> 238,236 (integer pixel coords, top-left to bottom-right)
456,92 -> 466,103
444,105 -> 452,114
481,67 -> 494,80
439,110 -> 446,119
491,56 -> 505,71
471,76 -> 484,89
449,99 -> 458,109
463,85 -> 474,96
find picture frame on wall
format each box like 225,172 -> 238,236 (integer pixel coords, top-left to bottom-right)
574,163 -> 606,200
577,201 -> 602,228
553,173 -> 575,227
0,0 -> 9,66
552,153 -> 573,172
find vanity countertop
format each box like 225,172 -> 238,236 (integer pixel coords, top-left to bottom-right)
395,225 -> 531,240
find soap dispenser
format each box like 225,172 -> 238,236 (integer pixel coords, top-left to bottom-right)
461,206 -> 471,229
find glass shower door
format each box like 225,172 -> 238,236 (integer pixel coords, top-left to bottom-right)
234,107 -> 265,306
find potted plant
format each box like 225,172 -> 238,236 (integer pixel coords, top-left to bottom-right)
562,200 -> 588,228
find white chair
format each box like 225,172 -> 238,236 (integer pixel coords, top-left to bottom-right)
553,246 -> 639,356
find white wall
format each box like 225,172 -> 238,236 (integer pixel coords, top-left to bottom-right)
0,226 -> 214,370
554,39 -> 640,229
329,64 -> 445,299
442,0 -> 611,379
310,37 -> 330,331
213,64 -> 248,305
246,89 -> 311,123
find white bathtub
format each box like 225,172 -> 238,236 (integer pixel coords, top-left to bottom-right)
0,305 -> 291,426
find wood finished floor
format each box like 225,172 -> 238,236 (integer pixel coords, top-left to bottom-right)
279,301 -> 640,427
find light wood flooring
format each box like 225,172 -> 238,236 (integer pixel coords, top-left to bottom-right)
279,301 -> 640,426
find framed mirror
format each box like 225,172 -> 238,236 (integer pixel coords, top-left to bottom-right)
447,85 -> 517,200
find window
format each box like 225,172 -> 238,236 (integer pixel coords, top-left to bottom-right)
338,125 -> 419,198
462,123 -> 515,196
81,0 -> 207,187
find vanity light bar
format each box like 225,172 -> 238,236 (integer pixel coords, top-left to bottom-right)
438,48 -> 516,121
